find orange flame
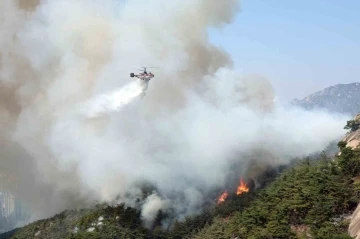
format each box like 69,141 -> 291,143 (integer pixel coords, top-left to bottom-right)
236,177 -> 249,195
217,191 -> 228,204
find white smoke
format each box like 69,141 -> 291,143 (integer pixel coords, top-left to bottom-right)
0,0 -> 350,228
141,193 -> 171,228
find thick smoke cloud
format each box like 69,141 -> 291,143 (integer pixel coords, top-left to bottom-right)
0,0 -> 349,227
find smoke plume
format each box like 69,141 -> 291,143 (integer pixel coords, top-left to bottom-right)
0,0 -> 349,227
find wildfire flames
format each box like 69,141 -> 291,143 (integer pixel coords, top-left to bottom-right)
237,177 -> 249,195
217,177 -> 250,204
217,191 -> 228,204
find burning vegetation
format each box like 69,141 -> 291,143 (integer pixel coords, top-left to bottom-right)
217,177 -> 250,204
217,191 -> 229,204
237,177 -> 249,195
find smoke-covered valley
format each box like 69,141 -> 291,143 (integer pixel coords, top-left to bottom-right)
0,0 -> 350,228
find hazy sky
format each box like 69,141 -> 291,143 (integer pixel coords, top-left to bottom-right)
209,0 -> 360,102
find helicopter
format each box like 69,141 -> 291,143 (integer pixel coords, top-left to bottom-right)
130,67 -> 156,81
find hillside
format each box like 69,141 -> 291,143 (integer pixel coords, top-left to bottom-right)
2,123 -> 360,238
291,82 -> 360,116
1,113 -> 360,239
2,153 -> 358,239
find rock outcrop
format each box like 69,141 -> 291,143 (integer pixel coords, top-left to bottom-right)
342,113 -> 360,149
345,113 -> 360,238
350,205 -> 360,239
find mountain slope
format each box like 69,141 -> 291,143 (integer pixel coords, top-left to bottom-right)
4,151 -> 357,239
3,142 -> 358,239
191,153 -> 357,239
291,82 -> 360,116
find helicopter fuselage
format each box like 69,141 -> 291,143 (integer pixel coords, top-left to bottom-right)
130,72 -> 154,80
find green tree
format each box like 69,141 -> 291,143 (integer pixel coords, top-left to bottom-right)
344,120 -> 360,132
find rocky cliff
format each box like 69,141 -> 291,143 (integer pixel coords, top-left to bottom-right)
344,113 -> 360,238
342,113 -> 360,149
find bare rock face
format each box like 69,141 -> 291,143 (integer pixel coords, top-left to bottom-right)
346,113 -> 360,238
349,205 -> 360,239
342,130 -> 360,149
355,114 -> 360,122
341,113 -> 360,149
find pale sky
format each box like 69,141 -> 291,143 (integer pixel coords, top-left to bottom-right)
209,0 -> 360,103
